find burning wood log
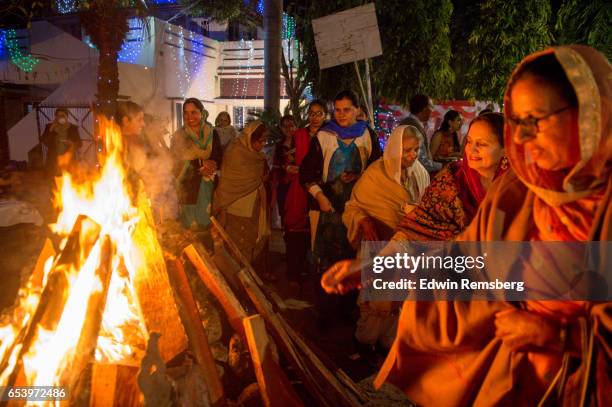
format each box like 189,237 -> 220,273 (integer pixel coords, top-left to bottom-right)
0,215 -> 101,389
90,363 -> 141,407
62,235 -> 114,396
166,255 -> 226,407
130,223 -> 188,363
30,238 -> 56,289
243,314 -> 304,407
183,244 -> 248,336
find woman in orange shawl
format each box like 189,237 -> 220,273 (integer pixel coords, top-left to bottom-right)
324,45 -> 611,406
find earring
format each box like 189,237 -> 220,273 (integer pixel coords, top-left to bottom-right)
501,156 -> 509,170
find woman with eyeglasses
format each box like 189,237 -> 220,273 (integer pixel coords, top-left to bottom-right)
322,45 -> 612,405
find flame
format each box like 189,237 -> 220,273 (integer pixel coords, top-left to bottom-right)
0,117 -> 162,398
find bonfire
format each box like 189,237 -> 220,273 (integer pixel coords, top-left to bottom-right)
0,117 -> 186,405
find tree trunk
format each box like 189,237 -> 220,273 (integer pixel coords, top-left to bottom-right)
264,0 -> 282,116
81,2 -> 129,119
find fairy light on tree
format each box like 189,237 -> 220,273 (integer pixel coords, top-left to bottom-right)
117,18 -> 145,64
56,0 -> 78,14
282,13 -> 296,40
3,29 -> 39,72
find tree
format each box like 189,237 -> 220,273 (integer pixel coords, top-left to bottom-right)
80,1 -> 134,119
554,0 -> 611,60
297,0 -> 454,106
263,0 -> 282,115
455,0 -> 552,101
372,0 -> 454,104
281,38 -> 308,124
184,0 -> 261,29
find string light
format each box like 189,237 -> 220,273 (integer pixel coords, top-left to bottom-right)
373,105 -> 399,149
242,40 -> 253,98
0,31 -> 6,60
176,27 -> 189,98
56,0 -> 78,14
118,18 -> 145,64
3,29 -> 39,72
282,13 -> 296,40
257,0 -> 264,14
169,25 -> 207,99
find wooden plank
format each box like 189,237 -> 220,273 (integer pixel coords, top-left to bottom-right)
90,364 -> 141,407
30,238 -> 56,289
238,270 -> 334,407
243,315 -> 304,407
90,363 -> 118,407
210,217 -> 265,287
167,256 -> 226,407
214,217 -> 362,406
279,319 -> 369,404
183,244 -> 247,336
62,236 -> 113,393
130,215 -> 187,362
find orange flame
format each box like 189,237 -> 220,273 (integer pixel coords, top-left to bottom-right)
0,116 -> 162,394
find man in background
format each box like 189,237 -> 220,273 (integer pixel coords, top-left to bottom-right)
399,95 -> 442,174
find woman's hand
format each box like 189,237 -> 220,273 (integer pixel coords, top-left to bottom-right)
286,165 -> 299,174
494,308 -> 561,352
359,217 -> 379,241
315,191 -> 333,213
200,160 -> 217,177
321,260 -> 362,294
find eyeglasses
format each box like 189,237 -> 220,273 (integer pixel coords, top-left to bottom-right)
308,111 -> 324,118
507,105 -> 573,140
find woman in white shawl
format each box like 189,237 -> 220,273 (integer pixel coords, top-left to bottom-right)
343,125 -> 430,245
343,125 -> 429,354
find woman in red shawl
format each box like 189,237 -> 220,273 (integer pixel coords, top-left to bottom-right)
393,112 -> 508,241
323,45 -> 611,406
281,100 -> 327,284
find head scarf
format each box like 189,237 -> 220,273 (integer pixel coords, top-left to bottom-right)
455,113 -> 507,219
504,45 -> 611,240
384,125 -> 430,200
343,125 -> 429,244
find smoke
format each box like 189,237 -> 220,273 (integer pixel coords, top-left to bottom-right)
127,116 -> 178,223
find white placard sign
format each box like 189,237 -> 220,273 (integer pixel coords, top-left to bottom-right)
312,3 -> 383,70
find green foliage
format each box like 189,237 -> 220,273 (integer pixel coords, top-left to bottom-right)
299,0 -> 454,105
458,0 -> 552,102
182,0 -> 261,28
555,0 -> 611,60
373,0 -> 454,104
